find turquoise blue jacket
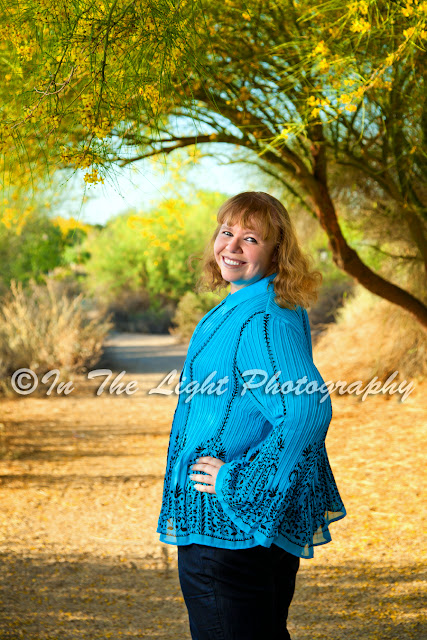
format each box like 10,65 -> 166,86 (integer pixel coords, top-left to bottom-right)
157,272 -> 346,558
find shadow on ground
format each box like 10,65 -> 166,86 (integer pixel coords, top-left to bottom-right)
0,553 -> 424,640
0,552 -> 187,639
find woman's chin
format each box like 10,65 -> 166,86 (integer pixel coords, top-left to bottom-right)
221,270 -> 243,282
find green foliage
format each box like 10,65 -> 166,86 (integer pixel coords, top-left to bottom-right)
62,243 -> 92,266
1,0 -> 425,185
80,219 -> 147,299
0,211 -> 64,292
52,216 -> 92,266
0,0 -> 425,322
82,191 -> 225,305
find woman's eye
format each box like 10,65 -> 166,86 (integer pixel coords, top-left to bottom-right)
222,231 -> 257,243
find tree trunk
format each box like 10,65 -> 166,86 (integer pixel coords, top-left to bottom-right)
310,180 -> 427,328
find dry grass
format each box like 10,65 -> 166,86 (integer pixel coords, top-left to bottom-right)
169,290 -> 224,342
0,364 -> 425,639
314,284 -> 427,383
0,280 -> 113,387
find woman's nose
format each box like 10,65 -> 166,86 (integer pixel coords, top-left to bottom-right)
226,237 -> 243,252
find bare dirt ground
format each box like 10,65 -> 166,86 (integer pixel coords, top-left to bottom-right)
0,333 -> 426,639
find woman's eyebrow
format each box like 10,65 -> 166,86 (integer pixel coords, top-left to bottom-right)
222,224 -> 259,234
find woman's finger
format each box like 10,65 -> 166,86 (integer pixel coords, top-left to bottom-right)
195,456 -> 224,467
190,462 -> 214,473
189,473 -> 214,484
193,483 -> 216,493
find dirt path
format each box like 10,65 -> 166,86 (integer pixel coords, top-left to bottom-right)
0,334 -> 425,639
98,332 -> 189,374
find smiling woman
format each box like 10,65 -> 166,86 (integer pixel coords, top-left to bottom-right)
214,220 -> 277,291
157,192 -> 347,640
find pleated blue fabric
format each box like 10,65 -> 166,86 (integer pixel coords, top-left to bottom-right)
157,272 -> 347,558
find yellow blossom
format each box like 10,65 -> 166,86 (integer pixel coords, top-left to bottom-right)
401,4 -> 414,17
139,84 -> 160,104
83,168 -> 104,185
318,59 -> 329,73
351,18 -> 371,33
313,40 -> 328,56
358,0 -> 369,14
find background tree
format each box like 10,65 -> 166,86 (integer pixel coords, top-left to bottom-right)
82,190 -> 224,305
0,210 -> 65,293
1,0 -> 426,324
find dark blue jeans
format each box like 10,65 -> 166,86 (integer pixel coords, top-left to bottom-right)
177,543 -> 300,640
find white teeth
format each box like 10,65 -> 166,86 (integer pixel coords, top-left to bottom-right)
223,257 -> 244,266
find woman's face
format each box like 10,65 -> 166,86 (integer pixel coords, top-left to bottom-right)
213,219 -> 277,293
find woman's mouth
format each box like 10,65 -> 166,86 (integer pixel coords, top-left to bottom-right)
222,256 -> 246,268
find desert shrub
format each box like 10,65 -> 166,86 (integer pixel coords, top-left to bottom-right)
0,279 -> 113,392
308,279 -> 354,329
107,289 -> 177,333
169,289 -> 225,342
46,268 -> 86,299
313,284 -> 427,384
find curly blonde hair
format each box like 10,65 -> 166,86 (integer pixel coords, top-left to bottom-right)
189,191 -> 322,310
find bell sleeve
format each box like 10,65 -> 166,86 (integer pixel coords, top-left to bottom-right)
214,310 -> 333,548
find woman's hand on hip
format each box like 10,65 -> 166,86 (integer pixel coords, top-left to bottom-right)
189,456 -> 225,494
